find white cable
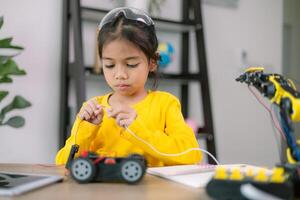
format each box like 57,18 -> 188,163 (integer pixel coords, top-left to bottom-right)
241,184 -> 284,200
125,126 -> 220,165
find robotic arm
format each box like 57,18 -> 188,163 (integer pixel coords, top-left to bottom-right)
236,67 -> 300,163
205,67 -> 300,200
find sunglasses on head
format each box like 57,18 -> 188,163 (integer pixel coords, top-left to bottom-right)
98,7 -> 155,30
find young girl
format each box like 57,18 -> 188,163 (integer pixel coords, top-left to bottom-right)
56,7 -> 201,167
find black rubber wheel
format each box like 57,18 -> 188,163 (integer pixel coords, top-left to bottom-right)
70,158 -> 96,183
121,160 -> 144,184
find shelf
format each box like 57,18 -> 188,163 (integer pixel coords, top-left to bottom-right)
197,132 -> 214,141
159,72 -> 202,81
81,6 -> 200,32
61,0 -> 217,164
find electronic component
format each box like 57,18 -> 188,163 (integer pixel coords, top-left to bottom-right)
206,165 -> 294,199
236,67 -> 300,162
65,144 -> 79,170
70,151 -> 147,184
220,67 -> 300,199
66,119 -> 220,185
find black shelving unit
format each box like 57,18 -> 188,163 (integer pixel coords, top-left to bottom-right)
60,0 -> 217,163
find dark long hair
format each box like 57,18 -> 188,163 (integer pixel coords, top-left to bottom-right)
98,16 -> 160,89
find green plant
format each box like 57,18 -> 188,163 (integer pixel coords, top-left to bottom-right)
0,16 -> 31,128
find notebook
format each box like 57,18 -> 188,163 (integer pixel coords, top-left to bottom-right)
147,164 -> 216,188
147,164 -> 216,176
0,171 -> 63,196
147,164 -> 271,188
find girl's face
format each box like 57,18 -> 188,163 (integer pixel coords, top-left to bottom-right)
102,38 -> 156,97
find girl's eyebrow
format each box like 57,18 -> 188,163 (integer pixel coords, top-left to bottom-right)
102,56 -> 140,61
102,57 -> 113,60
125,56 -> 140,60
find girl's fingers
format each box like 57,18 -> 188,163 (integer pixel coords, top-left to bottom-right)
77,99 -> 104,125
96,112 -> 103,122
85,99 -> 102,117
78,112 -> 84,120
83,110 -> 90,120
84,103 -> 94,116
88,100 -> 97,113
94,108 -> 102,116
106,105 -> 137,127
91,98 -> 100,108
106,107 -> 120,118
115,113 -> 136,127
91,99 -> 104,116
115,113 -> 130,124
78,108 -> 87,120
119,119 -> 126,127
95,108 -> 104,117
118,119 -> 134,127
107,106 -> 133,118
90,98 -> 102,113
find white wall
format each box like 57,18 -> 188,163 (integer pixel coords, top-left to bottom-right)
283,0 -> 300,77
0,0 -> 62,163
201,0 -> 283,166
283,0 -> 300,137
0,0 -> 284,166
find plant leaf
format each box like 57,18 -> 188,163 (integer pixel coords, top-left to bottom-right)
3,116 -> 25,128
0,55 -> 18,64
0,16 -> 3,30
0,91 -> 8,102
0,76 -> 13,83
0,59 -> 26,77
0,90 -> 8,122
0,37 -> 23,50
0,95 -> 31,115
0,55 -> 10,64
0,37 -> 12,46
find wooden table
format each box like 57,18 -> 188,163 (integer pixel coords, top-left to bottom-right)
0,164 -> 211,200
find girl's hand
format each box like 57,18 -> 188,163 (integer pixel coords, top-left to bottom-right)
106,105 -> 137,127
78,98 -> 103,125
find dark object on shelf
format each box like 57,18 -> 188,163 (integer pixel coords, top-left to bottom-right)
60,0 -> 217,163
206,166 -> 294,200
70,151 -> 147,184
206,178 -> 294,200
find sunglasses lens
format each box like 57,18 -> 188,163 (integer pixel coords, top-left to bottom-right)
98,7 -> 154,30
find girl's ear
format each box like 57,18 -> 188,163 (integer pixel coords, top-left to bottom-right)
149,52 -> 160,72
149,59 -> 157,72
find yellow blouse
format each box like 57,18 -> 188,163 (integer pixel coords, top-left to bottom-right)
56,90 -> 201,167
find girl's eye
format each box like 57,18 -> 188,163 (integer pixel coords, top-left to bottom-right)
127,63 -> 139,68
104,64 -> 115,68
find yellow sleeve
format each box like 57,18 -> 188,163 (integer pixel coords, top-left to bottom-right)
55,116 -> 100,165
121,98 -> 202,165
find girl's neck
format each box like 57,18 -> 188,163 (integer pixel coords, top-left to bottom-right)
109,90 -> 148,107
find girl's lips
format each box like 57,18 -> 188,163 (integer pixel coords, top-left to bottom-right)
116,84 -> 129,87
115,84 -> 130,89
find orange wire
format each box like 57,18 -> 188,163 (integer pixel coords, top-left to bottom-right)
248,85 -> 286,141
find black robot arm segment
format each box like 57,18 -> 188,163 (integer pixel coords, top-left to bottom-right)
236,67 -> 300,122
236,67 -> 300,162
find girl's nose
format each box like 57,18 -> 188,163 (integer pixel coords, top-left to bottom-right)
115,66 -> 128,80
